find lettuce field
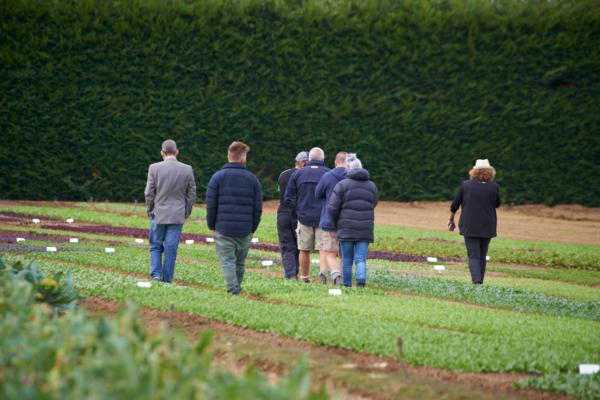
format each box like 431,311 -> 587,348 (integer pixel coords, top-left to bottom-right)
1,200 -> 599,399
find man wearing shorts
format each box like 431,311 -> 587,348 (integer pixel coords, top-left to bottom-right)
284,147 -> 330,283
315,151 -> 347,285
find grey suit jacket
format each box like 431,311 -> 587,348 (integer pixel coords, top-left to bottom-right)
144,157 -> 197,225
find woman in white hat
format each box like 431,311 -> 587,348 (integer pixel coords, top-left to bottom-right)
448,159 -> 501,284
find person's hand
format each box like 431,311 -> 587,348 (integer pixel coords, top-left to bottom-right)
447,220 -> 456,232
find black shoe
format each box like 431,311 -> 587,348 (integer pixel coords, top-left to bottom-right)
319,273 -> 327,284
302,277 -> 310,283
333,275 -> 342,286
357,282 -> 366,288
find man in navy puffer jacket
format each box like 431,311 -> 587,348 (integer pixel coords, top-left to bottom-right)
314,151 -> 346,285
328,154 -> 378,287
206,141 -> 263,294
284,147 -> 330,282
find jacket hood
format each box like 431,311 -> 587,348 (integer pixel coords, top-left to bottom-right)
347,168 -> 369,181
331,167 -> 346,181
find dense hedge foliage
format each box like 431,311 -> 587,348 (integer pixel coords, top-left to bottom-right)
1,0 -> 598,204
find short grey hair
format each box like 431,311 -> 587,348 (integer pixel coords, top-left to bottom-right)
162,139 -> 178,154
308,147 -> 324,161
346,153 -> 362,171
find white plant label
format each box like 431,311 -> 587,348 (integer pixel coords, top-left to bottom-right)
328,289 -> 342,296
105,247 -> 115,253
32,218 -> 40,224
206,237 -> 214,243
579,364 -> 600,374
251,237 -> 259,243
135,238 -> 144,244
66,218 -> 74,224
46,247 -> 57,252
16,238 -> 25,242
185,239 -> 194,245
69,238 -> 79,243
261,260 -> 274,267
486,256 -> 490,261
311,259 -> 320,265
427,257 -> 438,262
136,281 -> 152,288
434,265 -> 446,271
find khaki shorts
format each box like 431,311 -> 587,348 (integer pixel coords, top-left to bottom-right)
320,230 -> 339,253
297,222 -> 323,251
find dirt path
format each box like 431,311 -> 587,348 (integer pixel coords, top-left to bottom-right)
81,296 -> 571,400
263,200 -> 600,245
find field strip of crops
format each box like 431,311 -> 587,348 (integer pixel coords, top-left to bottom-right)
3,205 -> 600,269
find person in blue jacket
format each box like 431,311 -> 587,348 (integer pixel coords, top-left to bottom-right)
206,141 -> 263,294
328,154 -> 378,288
284,147 -> 330,283
314,151 -> 347,285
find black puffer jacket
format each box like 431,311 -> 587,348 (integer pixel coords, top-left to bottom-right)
327,168 -> 378,242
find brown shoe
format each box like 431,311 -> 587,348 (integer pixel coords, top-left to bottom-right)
333,275 -> 342,285
318,273 -> 327,284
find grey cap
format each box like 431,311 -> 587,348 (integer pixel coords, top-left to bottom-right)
162,139 -> 177,153
295,151 -> 309,162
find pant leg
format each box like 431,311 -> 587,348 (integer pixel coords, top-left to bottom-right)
234,233 -> 252,290
162,224 -> 183,283
148,218 -> 166,280
339,241 -> 354,287
277,211 -> 299,278
354,242 -> 369,285
215,232 -> 241,294
479,237 -> 491,282
464,236 -> 483,284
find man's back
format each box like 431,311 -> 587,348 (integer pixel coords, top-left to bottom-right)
284,160 -> 330,227
145,158 -> 196,225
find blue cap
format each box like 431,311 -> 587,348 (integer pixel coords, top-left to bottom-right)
295,151 -> 309,162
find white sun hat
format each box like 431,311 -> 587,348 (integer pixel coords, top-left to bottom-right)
473,159 -> 492,169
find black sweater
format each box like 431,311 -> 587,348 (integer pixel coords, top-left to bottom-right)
451,179 -> 501,238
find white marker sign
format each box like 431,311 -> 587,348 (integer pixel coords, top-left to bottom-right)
328,289 -> 342,296
206,237 -> 214,243
16,238 -> 25,242
105,247 -> 115,253
427,257 -> 438,262
46,247 -> 57,252
69,238 -> 79,243
136,281 -> 152,288
185,239 -> 194,245
311,259 -> 320,265
261,260 -> 274,267
486,256 -> 490,261
251,237 -> 259,243
135,238 -> 144,244
433,265 -> 446,272
32,218 -> 40,224
66,218 -> 74,224
579,364 -> 600,375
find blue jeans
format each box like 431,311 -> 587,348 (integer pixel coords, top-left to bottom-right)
339,241 -> 369,287
149,218 -> 183,283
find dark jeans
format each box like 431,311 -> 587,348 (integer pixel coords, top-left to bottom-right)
214,231 -> 252,294
277,210 -> 299,279
464,236 -> 491,284
149,218 -> 183,283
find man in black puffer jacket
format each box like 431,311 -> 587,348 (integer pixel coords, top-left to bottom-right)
206,141 -> 263,294
328,154 -> 378,287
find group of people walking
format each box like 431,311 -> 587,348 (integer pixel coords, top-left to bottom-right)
144,139 -> 500,294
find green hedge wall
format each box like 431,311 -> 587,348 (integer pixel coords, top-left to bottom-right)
1,0 -> 599,205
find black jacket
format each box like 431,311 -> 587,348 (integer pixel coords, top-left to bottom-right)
205,163 -> 263,237
327,168 -> 378,242
284,160 -> 330,227
451,179 -> 501,238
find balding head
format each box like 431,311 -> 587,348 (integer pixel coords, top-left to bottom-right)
308,147 -> 324,161
161,139 -> 179,157
335,152 -> 347,168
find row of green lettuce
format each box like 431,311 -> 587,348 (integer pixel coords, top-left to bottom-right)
1,0 -> 599,205
3,204 -> 600,270
0,257 -> 326,400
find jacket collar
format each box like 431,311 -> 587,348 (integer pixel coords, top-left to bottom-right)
164,156 -> 177,162
222,162 -> 246,169
306,160 -> 325,167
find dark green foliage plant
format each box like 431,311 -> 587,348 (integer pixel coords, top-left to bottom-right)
1,0 -> 599,204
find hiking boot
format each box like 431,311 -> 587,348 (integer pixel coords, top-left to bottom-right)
333,275 -> 342,286
301,277 -> 310,283
357,282 -> 366,288
318,273 -> 327,284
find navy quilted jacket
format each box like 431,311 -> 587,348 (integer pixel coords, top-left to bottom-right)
328,168 -> 378,242
205,163 -> 263,237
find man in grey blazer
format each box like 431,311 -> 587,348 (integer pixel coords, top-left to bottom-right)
144,139 -> 197,283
